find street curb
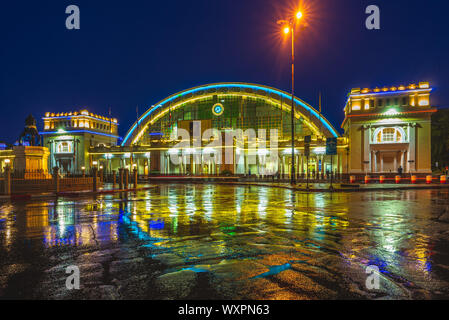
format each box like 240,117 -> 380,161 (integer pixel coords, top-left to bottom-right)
214,181 -> 449,193
1,182 -> 447,201
0,185 -> 157,201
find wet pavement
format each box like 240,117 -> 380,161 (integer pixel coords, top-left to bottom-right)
1,184 -> 449,300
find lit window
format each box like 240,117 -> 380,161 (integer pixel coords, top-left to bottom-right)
382,128 -> 395,142
57,142 -> 71,153
364,100 -> 370,110
376,128 -> 403,143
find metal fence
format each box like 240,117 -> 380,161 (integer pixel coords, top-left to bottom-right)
1,169 -> 102,195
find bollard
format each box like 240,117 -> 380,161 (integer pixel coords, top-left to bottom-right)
350,176 -> 356,184
52,167 -> 60,193
92,167 -> 98,192
426,175 -> 433,184
364,175 -> 370,184
133,169 -> 138,189
119,168 -> 124,190
124,169 -> 129,189
112,170 -> 116,189
395,176 -> 401,184
4,166 -> 11,195
441,175 -> 447,184
411,175 -> 417,184
379,175 -> 385,184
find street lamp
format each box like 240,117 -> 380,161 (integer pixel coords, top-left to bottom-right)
277,10 -> 304,185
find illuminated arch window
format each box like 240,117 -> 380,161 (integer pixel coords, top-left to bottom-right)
57,141 -> 72,153
374,127 -> 404,143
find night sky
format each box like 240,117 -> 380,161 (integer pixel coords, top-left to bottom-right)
1,0 -> 448,143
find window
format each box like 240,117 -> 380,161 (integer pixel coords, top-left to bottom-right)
364,99 -> 370,110
382,128 -> 395,142
377,99 -> 383,107
375,128 -> 403,143
57,142 -> 71,153
402,97 -> 407,105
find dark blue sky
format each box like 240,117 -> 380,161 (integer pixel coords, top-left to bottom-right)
1,0 -> 448,142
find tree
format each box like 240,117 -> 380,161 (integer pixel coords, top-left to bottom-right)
432,108 -> 449,170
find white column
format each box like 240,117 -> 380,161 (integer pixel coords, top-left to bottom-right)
402,150 -> 406,169
374,152 -> 377,173
363,126 -> 370,173
380,153 -> 384,172
408,124 -> 416,172
400,151 -> 404,170
394,153 -> 398,172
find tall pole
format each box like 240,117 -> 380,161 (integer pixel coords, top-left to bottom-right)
290,21 -> 296,185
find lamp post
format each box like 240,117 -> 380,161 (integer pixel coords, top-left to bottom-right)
277,10 -> 304,185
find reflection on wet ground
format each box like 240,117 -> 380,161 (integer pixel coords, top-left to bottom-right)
1,184 -> 449,299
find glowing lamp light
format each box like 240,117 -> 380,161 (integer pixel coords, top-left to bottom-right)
104,153 -> 113,159
419,99 -> 429,106
313,147 -> 326,154
283,26 -> 290,34
144,152 -> 151,158
419,82 -> 430,89
124,153 -> 131,158
203,147 -> 215,154
168,149 -> 179,155
4,159 -> 10,164
384,108 -> 399,116
92,161 -> 98,166
283,149 -> 298,155
57,128 -> 66,134
296,11 -> 303,19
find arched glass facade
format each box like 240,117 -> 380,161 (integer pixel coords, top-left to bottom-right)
123,83 -> 339,146
91,83 -> 346,179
